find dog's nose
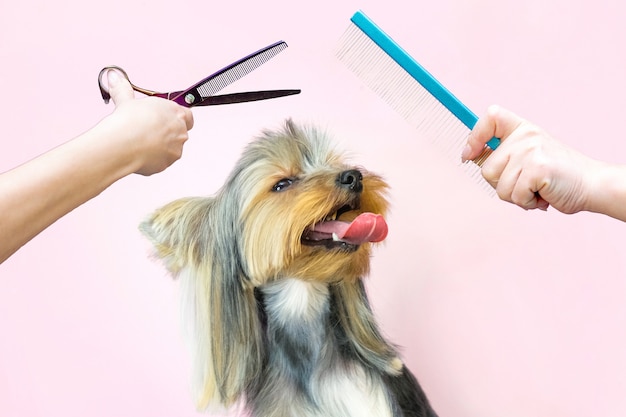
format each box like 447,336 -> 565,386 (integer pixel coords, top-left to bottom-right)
337,169 -> 363,193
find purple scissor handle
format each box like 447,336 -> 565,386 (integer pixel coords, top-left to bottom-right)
98,41 -> 300,107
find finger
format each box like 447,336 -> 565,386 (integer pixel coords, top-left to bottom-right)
483,105 -> 525,142
480,149 -> 510,190
536,196 -> 550,211
463,105 -> 525,161
181,107 -> 194,131
510,179 -> 538,210
491,161 -> 520,203
509,167 -> 548,210
107,69 -> 135,106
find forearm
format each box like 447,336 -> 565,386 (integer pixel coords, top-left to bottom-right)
0,118 -> 137,263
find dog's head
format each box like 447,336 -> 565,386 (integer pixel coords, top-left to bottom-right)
140,120 -> 395,409
232,120 -> 389,284
143,119 -> 389,284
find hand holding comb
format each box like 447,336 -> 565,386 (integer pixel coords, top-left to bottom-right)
336,11 -> 500,193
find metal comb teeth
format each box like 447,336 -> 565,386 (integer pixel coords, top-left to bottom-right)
196,41 -> 288,98
336,11 -> 497,196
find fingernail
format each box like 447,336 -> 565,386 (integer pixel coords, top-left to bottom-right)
461,144 -> 472,162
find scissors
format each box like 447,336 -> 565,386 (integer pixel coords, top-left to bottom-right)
98,40 -> 300,107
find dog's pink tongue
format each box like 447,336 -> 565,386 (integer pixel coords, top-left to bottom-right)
318,213 -> 388,245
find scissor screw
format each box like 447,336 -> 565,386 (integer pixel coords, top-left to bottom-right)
185,94 -> 195,104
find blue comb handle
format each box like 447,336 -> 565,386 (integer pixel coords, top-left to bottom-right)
351,11 -> 500,150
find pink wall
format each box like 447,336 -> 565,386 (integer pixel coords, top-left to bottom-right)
2,0 -> 626,416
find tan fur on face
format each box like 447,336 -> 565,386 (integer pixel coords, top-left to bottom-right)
235,124 -> 389,284
241,169 -> 389,283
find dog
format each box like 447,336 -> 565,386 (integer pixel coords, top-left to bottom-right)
140,120 -> 438,417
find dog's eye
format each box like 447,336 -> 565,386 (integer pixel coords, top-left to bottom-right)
272,178 -> 294,192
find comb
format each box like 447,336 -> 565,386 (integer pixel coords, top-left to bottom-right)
336,10 -> 500,192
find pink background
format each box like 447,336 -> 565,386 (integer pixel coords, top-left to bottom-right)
2,0 -> 626,416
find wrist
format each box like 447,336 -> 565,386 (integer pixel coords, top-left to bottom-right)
584,162 -> 626,221
78,116 -> 142,183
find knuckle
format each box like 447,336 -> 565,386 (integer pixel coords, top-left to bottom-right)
517,123 -> 547,148
481,163 -> 498,181
511,192 -> 531,209
495,185 -> 509,202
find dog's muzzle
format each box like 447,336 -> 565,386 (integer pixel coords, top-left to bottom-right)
301,170 -> 387,250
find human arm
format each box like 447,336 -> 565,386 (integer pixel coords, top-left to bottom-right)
462,105 -> 626,221
0,70 -> 194,264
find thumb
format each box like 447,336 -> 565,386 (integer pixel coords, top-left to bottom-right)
484,105 -> 525,141
107,69 -> 135,106
464,105 -> 523,161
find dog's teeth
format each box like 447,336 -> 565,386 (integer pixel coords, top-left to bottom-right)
323,212 -> 339,222
332,233 -> 339,241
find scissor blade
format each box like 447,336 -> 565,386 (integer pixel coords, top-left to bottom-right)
195,89 -> 301,106
172,41 -> 288,106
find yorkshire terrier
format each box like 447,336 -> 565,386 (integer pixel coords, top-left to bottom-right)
140,120 -> 438,417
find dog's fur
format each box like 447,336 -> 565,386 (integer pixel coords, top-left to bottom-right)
140,120 -> 437,417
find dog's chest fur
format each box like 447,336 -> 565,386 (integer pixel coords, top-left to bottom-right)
251,279 -> 393,417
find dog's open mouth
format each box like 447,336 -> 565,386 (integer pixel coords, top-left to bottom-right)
301,203 -> 388,250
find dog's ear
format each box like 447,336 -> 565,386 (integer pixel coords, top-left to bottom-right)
139,197 -> 215,275
330,279 -> 404,375
140,196 -> 263,410
181,261 -> 263,411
